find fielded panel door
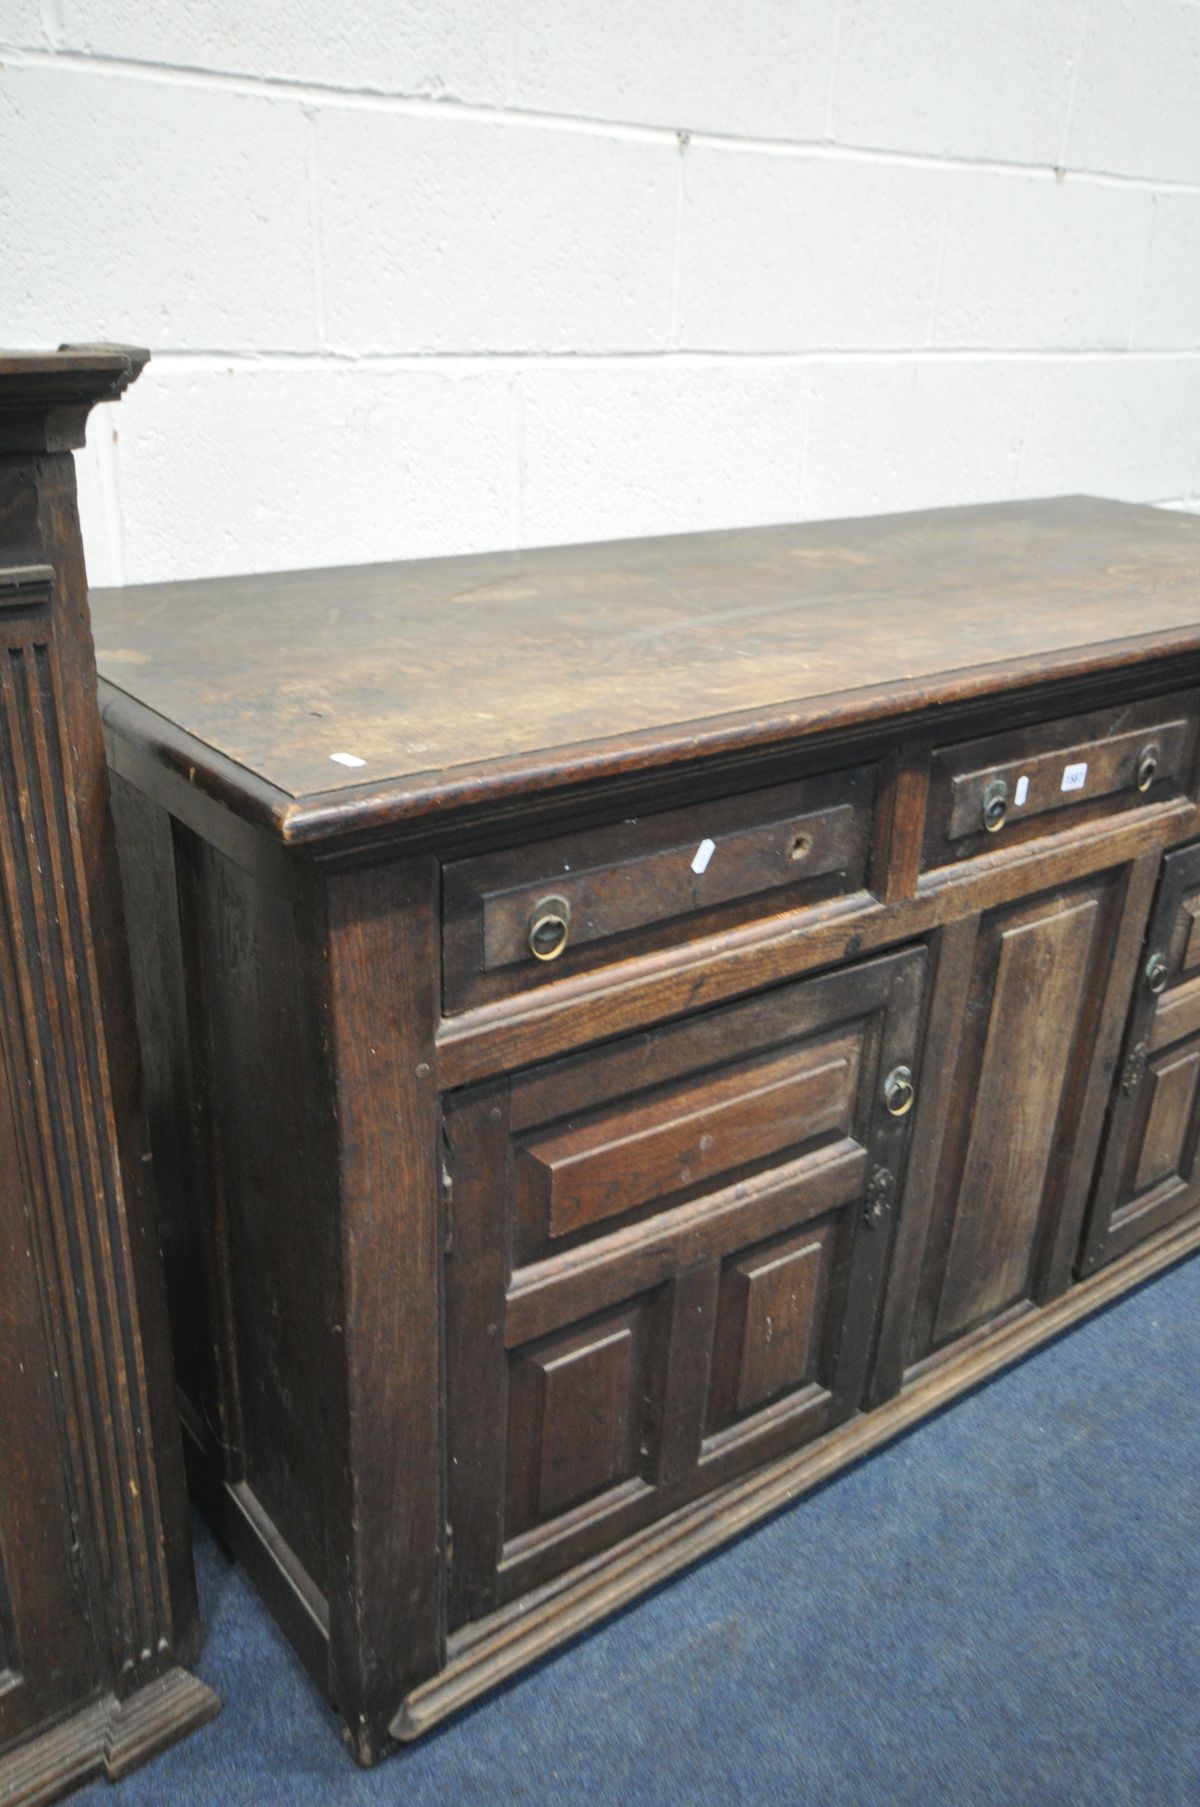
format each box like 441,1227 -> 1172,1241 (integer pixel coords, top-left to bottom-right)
904,868 -> 1150,1372
1079,842 -> 1200,1276
444,946 -> 927,1627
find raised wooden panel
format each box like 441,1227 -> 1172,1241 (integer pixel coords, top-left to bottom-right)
904,872 -> 1131,1368
934,898 -> 1100,1344
447,944 -> 927,1621
504,1299 -> 659,1543
707,1221 -> 833,1431
516,1028 -> 859,1242
1133,1049 -> 1200,1193
506,1140 -> 866,1349
1148,973 -> 1200,1052
1176,893 -> 1200,973
535,1330 -> 636,1519
1080,841 -> 1200,1276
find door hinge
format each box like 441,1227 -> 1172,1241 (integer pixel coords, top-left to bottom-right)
1121,1040 -> 1149,1094
863,1165 -> 896,1229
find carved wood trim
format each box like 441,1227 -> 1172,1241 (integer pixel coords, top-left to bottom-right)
0,569 -> 170,1677
0,1666 -> 217,1805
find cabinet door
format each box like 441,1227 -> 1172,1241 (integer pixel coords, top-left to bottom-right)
444,946 -> 926,1627
0,1073 -> 99,1757
1079,842 -> 1200,1277
903,869 -> 1146,1371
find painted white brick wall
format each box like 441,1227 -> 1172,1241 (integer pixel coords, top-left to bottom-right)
2,1 -> 1199,585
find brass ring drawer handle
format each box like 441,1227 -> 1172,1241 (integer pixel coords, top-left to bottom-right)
1146,952 -> 1169,995
1136,744 -> 1159,792
884,1064 -> 915,1117
981,778 -> 1008,834
529,895 -> 571,962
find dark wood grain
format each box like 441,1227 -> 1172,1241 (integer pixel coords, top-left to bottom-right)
441,946 -> 925,1615
866,915 -> 980,1407
1037,851 -> 1161,1298
91,497 -> 1200,837
442,762 -> 873,1014
97,473 -> 1200,1767
905,872 -> 1131,1368
1080,841 -> 1200,1275
437,790 -> 1194,1092
320,858 -> 444,1766
0,348 -> 216,1802
925,692 -> 1197,867
937,894 -> 1101,1339
516,1031 -> 860,1242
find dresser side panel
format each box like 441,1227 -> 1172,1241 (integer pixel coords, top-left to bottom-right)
109,775 -> 222,1446
190,834 -> 339,1598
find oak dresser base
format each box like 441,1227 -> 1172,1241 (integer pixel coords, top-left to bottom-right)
92,496 -> 1200,1766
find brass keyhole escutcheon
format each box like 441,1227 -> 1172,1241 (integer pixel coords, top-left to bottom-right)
982,778 -> 1009,834
884,1064 -> 915,1117
1145,951 -> 1168,995
1136,744 -> 1159,792
529,895 -> 570,962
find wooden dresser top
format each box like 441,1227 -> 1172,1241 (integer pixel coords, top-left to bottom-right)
92,496 -> 1200,843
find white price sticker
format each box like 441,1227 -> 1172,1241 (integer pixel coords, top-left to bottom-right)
1014,774 -> 1029,807
691,838 -> 716,875
1061,762 -> 1088,793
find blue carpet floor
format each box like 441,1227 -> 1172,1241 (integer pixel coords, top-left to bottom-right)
83,1256 -> 1200,1806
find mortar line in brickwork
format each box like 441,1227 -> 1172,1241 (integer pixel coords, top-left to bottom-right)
5,44 -> 1200,199
140,348 -> 1200,374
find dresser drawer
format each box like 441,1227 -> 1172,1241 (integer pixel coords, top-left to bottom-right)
923,694 -> 1197,870
442,764 -> 875,1013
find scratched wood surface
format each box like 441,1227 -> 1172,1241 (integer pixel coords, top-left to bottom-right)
91,496 -> 1200,809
